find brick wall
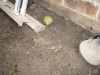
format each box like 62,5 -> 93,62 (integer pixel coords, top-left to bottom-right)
32,0 -> 100,33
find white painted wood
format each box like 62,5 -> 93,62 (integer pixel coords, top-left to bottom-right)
20,0 -> 28,15
14,0 -> 22,15
0,0 -> 45,32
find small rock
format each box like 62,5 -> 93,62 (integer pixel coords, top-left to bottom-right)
59,46 -> 62,49
50,46 -> 55,50
26,52 -> 30,55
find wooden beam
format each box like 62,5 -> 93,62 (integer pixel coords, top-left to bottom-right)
0,0 -> 45,33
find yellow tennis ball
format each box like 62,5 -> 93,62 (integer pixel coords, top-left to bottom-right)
42,16 -> 52,26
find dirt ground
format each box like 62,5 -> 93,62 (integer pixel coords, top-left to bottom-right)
0,3 -> 100,75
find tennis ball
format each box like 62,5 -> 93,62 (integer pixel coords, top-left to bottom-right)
42,16 -> 52,26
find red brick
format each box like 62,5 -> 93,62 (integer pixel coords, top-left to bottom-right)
86,2 -> 98,18
63,0 -> 77,9
53,0 -> 62,5
75,1 -> 86,14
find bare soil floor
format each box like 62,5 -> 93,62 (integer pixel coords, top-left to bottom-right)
0,4 -> 100,75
